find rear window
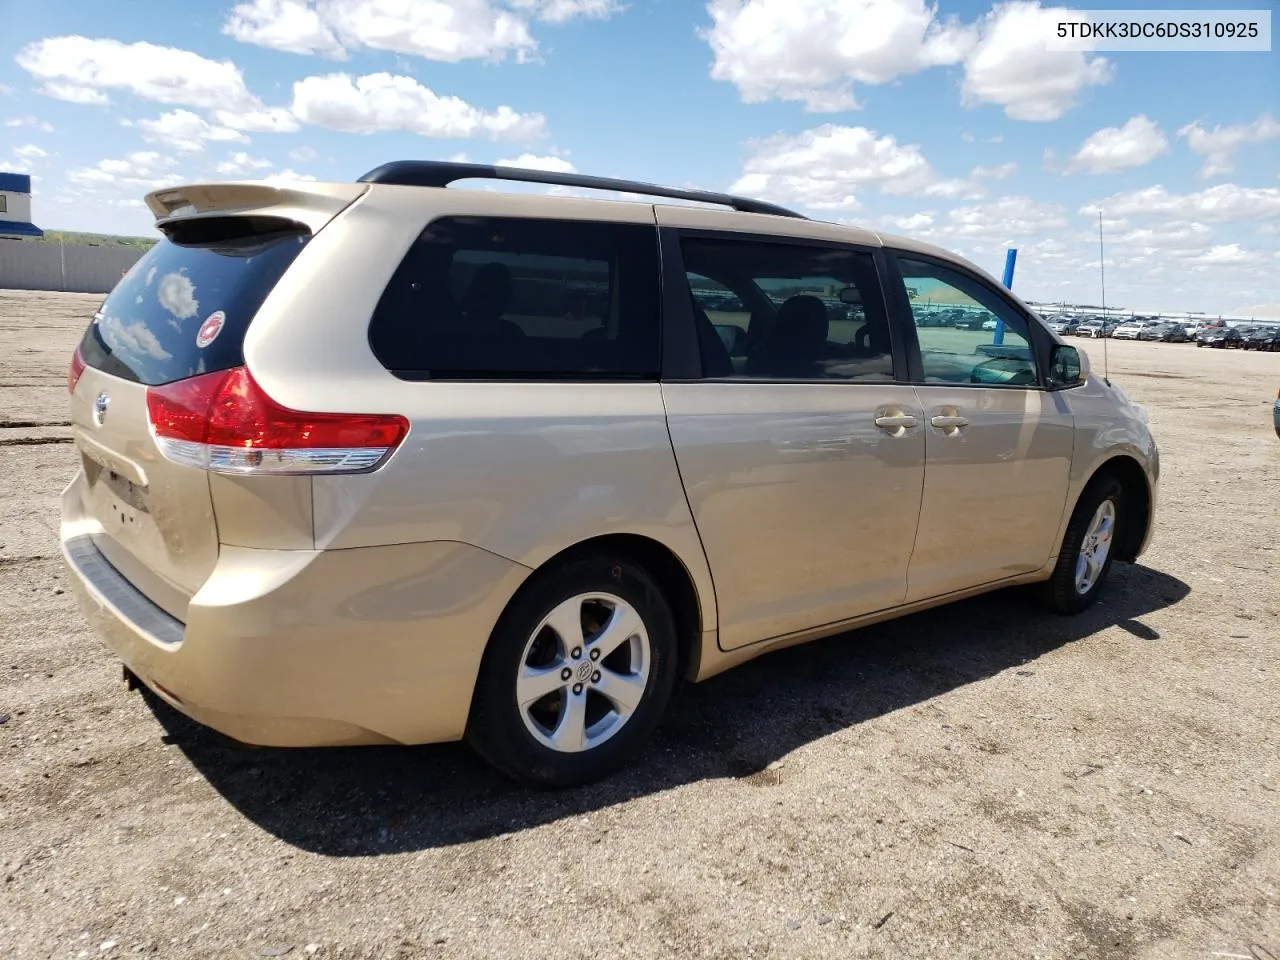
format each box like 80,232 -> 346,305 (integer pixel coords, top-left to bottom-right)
368,216 -> 660,379
79,221 -> 308,386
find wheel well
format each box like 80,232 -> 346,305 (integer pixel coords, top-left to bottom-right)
531,535 -> 703,679
1089,456 -> 1151,562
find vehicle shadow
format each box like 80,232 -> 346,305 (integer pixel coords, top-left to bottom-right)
148,562 -> 1190,855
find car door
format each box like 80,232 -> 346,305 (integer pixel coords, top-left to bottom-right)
885,252 -> 1074,604
657,221 -> 925,650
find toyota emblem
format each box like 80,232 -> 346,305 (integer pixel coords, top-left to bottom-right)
93,391 -> 110,426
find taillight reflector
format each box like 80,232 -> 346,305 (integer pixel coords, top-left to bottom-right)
68,346 -> 86,394
146,367 -> 408,475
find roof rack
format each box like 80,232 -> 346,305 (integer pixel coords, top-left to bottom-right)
357,160 -> 807,220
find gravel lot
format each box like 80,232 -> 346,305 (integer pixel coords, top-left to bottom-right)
1,288 -> 1277,960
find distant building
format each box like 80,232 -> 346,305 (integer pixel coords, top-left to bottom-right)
0,173 -> 42,238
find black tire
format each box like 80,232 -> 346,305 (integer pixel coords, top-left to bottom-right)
466,554 -> 680,788
1038,474 -> 1125,615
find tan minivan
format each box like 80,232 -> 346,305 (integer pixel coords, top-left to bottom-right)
62,162 -> 1158,786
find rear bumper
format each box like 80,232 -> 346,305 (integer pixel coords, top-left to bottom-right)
62,514 -> 531,747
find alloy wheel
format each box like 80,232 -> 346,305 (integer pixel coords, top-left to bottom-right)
515,593 -> 651,753
1074,499 -> 1116,595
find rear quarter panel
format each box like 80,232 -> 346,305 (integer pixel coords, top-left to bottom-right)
242,185 -> 719,644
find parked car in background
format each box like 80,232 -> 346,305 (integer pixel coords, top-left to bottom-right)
1078,320 -> 1118,339
1197,326 -> 1243,348
1240,326 -> 1278,350
1047,317 -> 1080,335
1150,323 -> 1189,343
1245,327 -> 1280,352
1111,321 -> 1148,340
1274,387 -> 1280,439
59,160 -> 1159,786
1193,320 -> 1226,340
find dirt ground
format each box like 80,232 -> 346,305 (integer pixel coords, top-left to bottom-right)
1,288 -> 1277,960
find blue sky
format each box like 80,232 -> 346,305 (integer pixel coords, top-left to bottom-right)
2,0 -> 1277,312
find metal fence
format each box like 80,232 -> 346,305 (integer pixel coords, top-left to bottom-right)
0,241 -> 147,294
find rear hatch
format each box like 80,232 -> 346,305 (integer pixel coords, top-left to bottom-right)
70,222 -> 308,616
68,183 -> 365,618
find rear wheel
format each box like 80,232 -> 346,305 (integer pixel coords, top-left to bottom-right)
466,555 -> 679,787
1039,474 -> 1124,615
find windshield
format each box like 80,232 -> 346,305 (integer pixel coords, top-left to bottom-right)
79,227 -> 309,386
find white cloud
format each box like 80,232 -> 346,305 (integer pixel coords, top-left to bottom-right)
1114,221 -> 1213,250
157,271 -> 199,320
224,0 -> 347,58
262,168 -> 319,184
17,36 -> 269,112
67,152 -> 183,195
1178,115 -> 1280,180
137,109 -> 249,153
322,0 -> 536,61
1064,115 -> 1169,174
288,145 -> 321,162
703,0 -> 975,112
879,212 -> 935,232
13,144 -> 48,160
5,116 -> 54,133
215,152 -> 274,175
971,161 -> 1017,180
730,124 -> 980,212
291,72 -> 546,140
224,0 -> 619,63
1181,244 -> 1262,267
702,0 -> 1110,120
212,107 -> 301,134
514,0 -> 621,23
943,195 -> 1069,241
495,153 -> 577,172
961,2 -> 1112,121
40,82 -> 110,106
1082,184 -> 1280,223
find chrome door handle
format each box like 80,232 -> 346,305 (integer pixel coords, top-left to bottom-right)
874,414 -> 919,429
930,415 -> 970,429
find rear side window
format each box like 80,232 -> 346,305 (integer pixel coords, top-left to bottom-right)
368,216 -> 660,379
79,221 -> 308,386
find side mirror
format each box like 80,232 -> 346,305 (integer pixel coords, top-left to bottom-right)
838,286 -> 863,305
1048,343 -> 1087,390
713,323 -> 748,357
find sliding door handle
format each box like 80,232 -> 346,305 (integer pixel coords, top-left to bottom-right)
874,414 -> 919,430
930,415 -> 970,429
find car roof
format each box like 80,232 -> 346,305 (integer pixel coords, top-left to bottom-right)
145,166 -> 1029,315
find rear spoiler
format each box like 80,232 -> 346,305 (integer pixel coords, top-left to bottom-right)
144,181 -> 369,235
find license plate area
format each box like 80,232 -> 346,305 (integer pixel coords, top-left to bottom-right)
83,451 -> 151,533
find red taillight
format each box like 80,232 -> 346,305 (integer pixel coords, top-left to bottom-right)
146,367 -> 408,475
68,346 -> 86,394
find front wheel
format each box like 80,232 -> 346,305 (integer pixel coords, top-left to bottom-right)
466,555 -> 680,787
1039,475 -> 1124,615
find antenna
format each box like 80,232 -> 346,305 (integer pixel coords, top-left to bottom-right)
1099,210 -> 1110,385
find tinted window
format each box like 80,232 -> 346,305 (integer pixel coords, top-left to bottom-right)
896,257 -> 1038,387
369,217 -> 660,379
79,224 -> 308,386
680,237 -> 894,381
